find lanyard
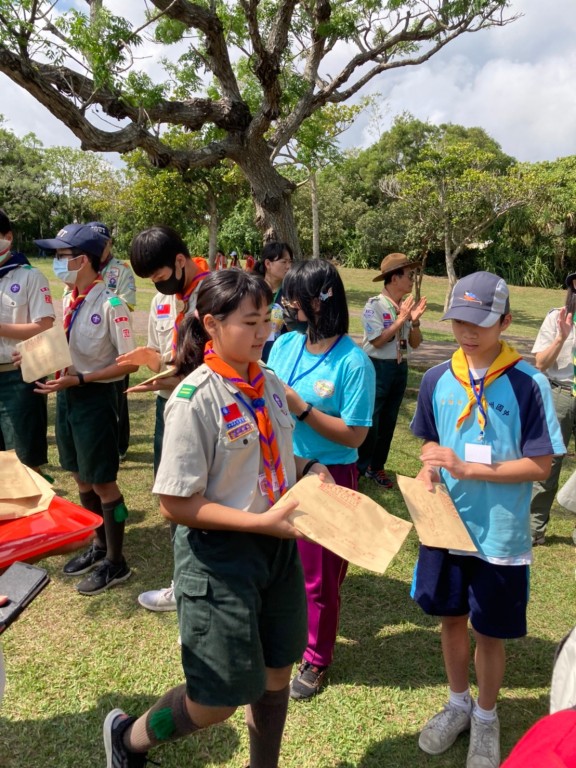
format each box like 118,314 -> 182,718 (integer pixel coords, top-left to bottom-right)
234,392 -> 258,424
65,301 -> 86,340
287,335 -> 343,387
469,369 -> 487,439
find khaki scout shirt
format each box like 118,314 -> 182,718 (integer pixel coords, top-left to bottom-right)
100,257 -> 137,310
153,364 -> 297,514
63,282 -> 135,381
361,293 -> 411,361
0,265 -> 55,364
147,286 -> 202,400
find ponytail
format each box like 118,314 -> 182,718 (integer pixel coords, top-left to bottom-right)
173,315 -> 208,376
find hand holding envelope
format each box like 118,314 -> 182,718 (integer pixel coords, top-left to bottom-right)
269,474 -> 412,573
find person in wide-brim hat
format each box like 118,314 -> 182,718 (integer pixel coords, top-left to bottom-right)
372,252 -> 422,282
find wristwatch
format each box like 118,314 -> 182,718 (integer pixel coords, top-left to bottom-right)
297,402 -> 313,421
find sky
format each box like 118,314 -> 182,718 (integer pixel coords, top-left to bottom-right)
1,0 -> 575,164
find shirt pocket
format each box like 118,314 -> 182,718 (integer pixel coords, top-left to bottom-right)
155,317 -> 174,356
220,418 -> 260,451
0,286 -> 27,323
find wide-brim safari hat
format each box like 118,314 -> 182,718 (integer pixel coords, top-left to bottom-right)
373,252 -> 422,282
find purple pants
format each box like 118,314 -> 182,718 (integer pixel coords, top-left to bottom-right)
298,462 -> 357,668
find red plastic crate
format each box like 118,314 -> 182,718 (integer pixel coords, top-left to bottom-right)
0,496 -> 101,568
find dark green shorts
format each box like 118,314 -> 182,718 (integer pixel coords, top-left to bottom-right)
174,528 -> 307,707
55,382 -> 120,484
0,369 -> 48,467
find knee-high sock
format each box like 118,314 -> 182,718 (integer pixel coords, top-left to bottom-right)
124,684 -> 200,752
79,490 -> 105,550
101,496 -> 126,564
245,686 -> 290,768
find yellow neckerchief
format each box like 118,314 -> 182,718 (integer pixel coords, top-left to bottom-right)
451,340 -> 522,432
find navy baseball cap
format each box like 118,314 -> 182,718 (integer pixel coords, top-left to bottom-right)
442,271 -> 510,327
34,223 -> 107,258
87,221 -> 111,239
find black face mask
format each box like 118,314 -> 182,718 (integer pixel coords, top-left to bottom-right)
154,263 -> 186,295
283,306 -> 308,334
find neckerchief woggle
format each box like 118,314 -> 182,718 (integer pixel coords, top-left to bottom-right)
171,257 -> 211,353
451,340 -> 522,435
203,342 -> 287,506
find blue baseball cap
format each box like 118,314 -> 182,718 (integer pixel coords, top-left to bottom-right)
87,221 -> 111,239
442,271 -> 510,327
34,223 -> 107,258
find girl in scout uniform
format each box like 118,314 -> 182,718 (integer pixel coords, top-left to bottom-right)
267,259 -> 376,700
33,224 -> 137,596
104,270 -> 331,768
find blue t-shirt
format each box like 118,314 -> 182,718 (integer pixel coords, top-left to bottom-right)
410,358 -> 565,558
268,332 -> 375,465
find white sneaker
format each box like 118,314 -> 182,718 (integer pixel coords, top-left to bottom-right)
137,582 -> 176,612
467,712 -> 500,768
419,704 -> 471,755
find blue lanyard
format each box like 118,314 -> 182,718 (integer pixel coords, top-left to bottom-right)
234,392 -> 259,424
287,335 -> 343,387
65,302 -> 85,341
469,369 -> 487,439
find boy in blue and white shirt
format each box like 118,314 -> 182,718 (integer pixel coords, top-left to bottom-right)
410,271 -> 564,768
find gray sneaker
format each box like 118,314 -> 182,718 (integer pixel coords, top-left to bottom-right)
467,712 -> 500,768
137,582 -> 176,612
419,704 -> 471,755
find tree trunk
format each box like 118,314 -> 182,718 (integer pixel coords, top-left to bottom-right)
311,171 -> 320,260
232,139 -> 301,256
206,186 -> 218,269
444,229 -> 457,312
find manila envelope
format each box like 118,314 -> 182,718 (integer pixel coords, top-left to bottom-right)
16,324 -> 72,383
271,474 -> 412,574
0,455 -> 55,520
396,474 -> 477,552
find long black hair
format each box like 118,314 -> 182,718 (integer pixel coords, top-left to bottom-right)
174,271 -> 273,376
130,226 -> 190,278
282,259 -> 349,343
253,241 -> 293,277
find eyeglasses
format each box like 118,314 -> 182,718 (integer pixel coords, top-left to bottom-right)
281,297 -> 300,310
404,270 -> 417,280
276,258 -> 293,265
56,251 -> 81,260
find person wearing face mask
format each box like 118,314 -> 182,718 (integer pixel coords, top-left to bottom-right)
0,208 -> 55,473
253,241 -> 294,362
356,253 -> 427,489
116,226 -> 210,613
33,223 -> 138,595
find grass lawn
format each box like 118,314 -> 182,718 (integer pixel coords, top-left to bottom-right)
1,262 -> 575,767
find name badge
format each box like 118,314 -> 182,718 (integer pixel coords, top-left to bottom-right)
464,443 -> 492,465
258,472 -> 280,496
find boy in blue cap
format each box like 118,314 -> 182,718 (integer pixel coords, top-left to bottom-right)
410,271 -> 565,768
34,224 -> 137,595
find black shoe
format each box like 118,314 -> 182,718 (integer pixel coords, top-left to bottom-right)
290,661 -> 328,700
63,543 -> 106,576
76,558 -> 131,596
103,708 -> 150,768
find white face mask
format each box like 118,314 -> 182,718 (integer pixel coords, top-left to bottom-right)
0,239 -> 11,258
52,256 -> 80,285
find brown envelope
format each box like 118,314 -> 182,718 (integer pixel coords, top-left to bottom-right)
16,324 -> 72,383
271,474 -> 412,574
0,453 -> 55,520
396,474 -> 477,552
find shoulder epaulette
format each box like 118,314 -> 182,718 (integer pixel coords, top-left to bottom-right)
22,265 -> 33,270
108,296 -> 123,307
176,383 -> 198,400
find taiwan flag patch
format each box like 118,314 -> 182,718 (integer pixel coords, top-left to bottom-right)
221,403 -> 242,423
157,304 -> 170,316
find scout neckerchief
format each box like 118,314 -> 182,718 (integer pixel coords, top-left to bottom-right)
0,251 -> 29,278
63,276 -> 104,340
172,257 -> 211,354
381,289 -> 406,363
203,342 -> 287,506
451,340 -> 522,435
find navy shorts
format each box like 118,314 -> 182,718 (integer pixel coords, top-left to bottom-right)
411,545 -> 529,639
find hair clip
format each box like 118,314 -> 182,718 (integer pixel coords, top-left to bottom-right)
319,287 -> 333,301
193,308 -> 200,319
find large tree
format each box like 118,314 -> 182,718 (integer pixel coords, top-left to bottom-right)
0,1 -> 515,254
